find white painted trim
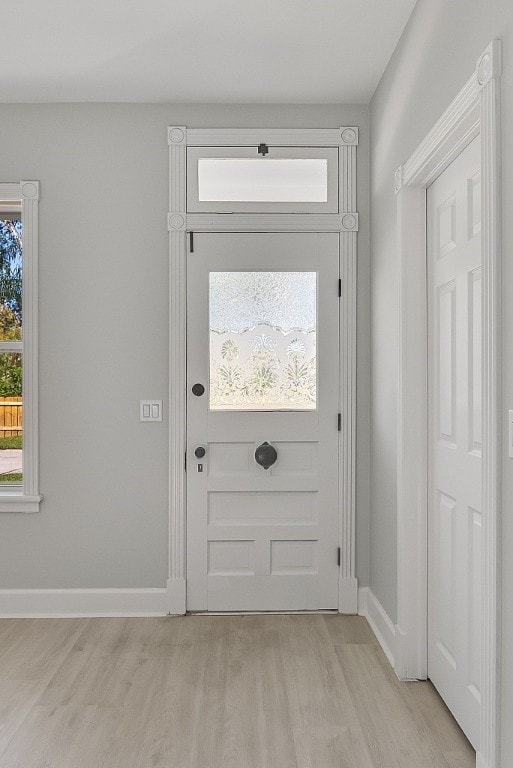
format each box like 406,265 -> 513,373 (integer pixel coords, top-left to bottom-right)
183,213 -> 359,232
478,40 -> 502,768
0,181 -> 40,513
183,127 -> 359,147
169,127 -> 358,615
168,137 -> 187,616
476,753 -> 491,768
0,588 -> 170,618
339,230 -> 357,613
0,341 -> 22,351
337,136 -> 358,614
395,40 -> 501,768
358,587 -> 396,669
0,183 -> 28,199
400,79 -> 480,190
0,495 -> 41,513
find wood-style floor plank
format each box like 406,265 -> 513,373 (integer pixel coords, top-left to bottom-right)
0,615 -> 475,768
334,641 -> 474,768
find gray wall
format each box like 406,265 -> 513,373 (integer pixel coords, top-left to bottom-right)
0,103 -> 370,589
369,0 -> 513,763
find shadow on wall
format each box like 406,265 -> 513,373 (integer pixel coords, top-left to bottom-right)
371,2 -> 442,194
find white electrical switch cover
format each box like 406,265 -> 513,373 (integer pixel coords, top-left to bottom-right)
509,410 -> 513,458
140,400 -> 163,422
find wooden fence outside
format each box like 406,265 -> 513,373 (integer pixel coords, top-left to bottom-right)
0,396 -> 22,437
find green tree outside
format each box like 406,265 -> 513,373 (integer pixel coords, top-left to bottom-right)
0,219 -> 22,397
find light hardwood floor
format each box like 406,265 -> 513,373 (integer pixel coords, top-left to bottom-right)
0,614 -> 474,768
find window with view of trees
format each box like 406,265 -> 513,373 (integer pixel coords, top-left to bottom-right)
0,212 -> 23,484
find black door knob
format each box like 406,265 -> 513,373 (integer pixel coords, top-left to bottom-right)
194,446 -> 206,458
255,442 -> 278,470
192,383 -> 205,397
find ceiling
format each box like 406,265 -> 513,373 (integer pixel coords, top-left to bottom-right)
0,0 -> 417,104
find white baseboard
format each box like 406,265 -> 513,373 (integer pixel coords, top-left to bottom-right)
338,576 -> 358,614
0,588 -> 170,618
358,587 -> 396,668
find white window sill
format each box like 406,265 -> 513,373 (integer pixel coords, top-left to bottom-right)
0,494 -> 42,513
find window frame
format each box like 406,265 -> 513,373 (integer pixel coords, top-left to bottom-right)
187,146 -> 339,213
0,182 -> 40,512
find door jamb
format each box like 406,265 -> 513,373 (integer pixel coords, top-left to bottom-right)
167,127 -> 359,615
395,40 -> 501,768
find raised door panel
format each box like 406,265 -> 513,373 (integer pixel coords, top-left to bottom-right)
437,280 -> 456,446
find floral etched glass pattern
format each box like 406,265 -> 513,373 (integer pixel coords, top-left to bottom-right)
209,272 -> 317,410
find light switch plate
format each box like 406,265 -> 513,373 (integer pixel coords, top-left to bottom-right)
140,400 -> 163,422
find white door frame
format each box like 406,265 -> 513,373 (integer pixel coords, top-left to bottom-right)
167,126 -> 359,615
395,40 -> 501,768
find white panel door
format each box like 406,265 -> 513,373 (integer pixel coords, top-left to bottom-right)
186,232 -> 340,611
427,137 -> 482,749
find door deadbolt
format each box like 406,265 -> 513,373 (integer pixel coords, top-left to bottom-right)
192,383 -> 205,397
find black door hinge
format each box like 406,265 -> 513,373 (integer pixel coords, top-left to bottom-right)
338,278 -> 342,297
337,547 -> 341,567
189,232 -> 194,253
184,451 -> 187,472
338,413 -> 341,431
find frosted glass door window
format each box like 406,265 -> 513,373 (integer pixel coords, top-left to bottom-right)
198,158 -> 327,202
209,272 -> 317,411
187,147 -> 338,213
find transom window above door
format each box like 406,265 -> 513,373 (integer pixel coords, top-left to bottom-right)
187,146 -> 339,213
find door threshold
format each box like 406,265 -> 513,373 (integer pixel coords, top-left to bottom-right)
187,610 -> 339,616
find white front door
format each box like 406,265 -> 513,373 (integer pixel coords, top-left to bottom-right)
427,136 -> 482,749
186,232 -> 340,611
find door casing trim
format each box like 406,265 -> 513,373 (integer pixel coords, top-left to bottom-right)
168,127 -> 359,615
395,40 -> 501,768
